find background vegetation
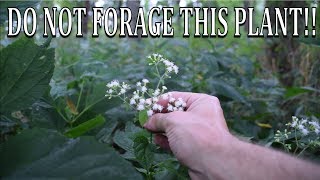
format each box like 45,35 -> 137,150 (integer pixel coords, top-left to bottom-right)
0,0 -> 319,179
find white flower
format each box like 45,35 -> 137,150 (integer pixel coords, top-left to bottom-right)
152,104 -> 158,110
133,94 -> 139,99
175,100 -> 182,107
120,88 -> 126,94
315,128 -> 319,134
137,104 -> 145,111
111,80 -> 119,87
130,98 -> 136,105
152,97 -> 159,103
169,97 -> 175,103
153,89 -> 160,96
147,110 -> 153,117
107,89 -> 113,94
173,66 -> 179,74
166,66 -> 173,72
178,107 -> 184,111
141,86 -> 147,92
291,121 -> 297,128
167,104 -> 174,111
298,124 -> 304,130
162,86 -> 167,90
157,105 -> 164,112
301,128 -> 309,136
309,121 -> 320,129
161,94 -> 169,100
122,83 -> 129,89
139,98 -> 145,104
145,99 -> 152,105
301,118 -> 308,124
136,82 -> 142,87
142,79 -> 149,83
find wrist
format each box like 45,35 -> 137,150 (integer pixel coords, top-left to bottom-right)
190,133 -> 241,179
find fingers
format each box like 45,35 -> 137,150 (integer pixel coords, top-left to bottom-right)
156,91 -> 206,109
144,113 -> 171,133
154,134 -> 171,150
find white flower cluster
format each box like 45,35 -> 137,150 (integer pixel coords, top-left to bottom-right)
105,54 -> 186,117
105,80 -> 130,98
147,53 -> 179,74
288,116 -> 320,136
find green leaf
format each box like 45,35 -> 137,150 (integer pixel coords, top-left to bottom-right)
138,110 -> 148,126
64,115 -> 105,138
133,135 -> 154,169
113,122 -> 143,160
210,80 -> 248,105
284,86 -> 316,99
0,37 -> 55,113
0,128 -> 143,180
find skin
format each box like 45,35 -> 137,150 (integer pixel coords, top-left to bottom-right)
144,92 -> 320,180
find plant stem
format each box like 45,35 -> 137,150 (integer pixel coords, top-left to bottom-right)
70,96 -> 106,124
76,83 -> 84,110
293,127 -> 299,155
297,144 -> 310,157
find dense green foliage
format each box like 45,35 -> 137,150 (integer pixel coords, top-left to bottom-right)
0,0 -> 319,179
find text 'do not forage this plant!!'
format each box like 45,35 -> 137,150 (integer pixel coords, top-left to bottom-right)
105,54 -> 187,126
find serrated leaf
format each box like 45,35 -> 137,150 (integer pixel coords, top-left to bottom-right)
138,110 -> 148,126
64,115 -> 105,138
0,128 -> 143,179
0,37 -> 55,113
133,135 -> 154,169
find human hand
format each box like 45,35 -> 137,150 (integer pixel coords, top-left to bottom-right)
143,92 -> 235,179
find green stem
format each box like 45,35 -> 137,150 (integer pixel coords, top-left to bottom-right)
76,84 -> 84,110
293,127 -> 299,155
297,144 -> 310,157
70,96 -> 106,124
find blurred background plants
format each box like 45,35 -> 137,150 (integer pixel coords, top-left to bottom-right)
0,0 -> 319,179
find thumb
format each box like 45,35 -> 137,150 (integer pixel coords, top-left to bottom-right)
144,113 -> 172,133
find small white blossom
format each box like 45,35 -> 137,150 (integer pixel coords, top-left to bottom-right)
153,89 -> 160,96
136,82 -> 142,87
145,99 -> 152,105
137,104 -> 145,111
152,97 -> 159,103
167,104 -> 174,111
169,97 -> 175,103
147,110 -> 154,117
107,89 -> 113,94
130,98 -> 136,105
139,99 -> 145,104
142,79 -> 149,83
161,93 -> 169,100
152,104 -> 159,110
119,88 -> 126,94
141,86 -> 147,92
157,105 -> 164,112
175,100 -> 182,107
301,128 -> 309,136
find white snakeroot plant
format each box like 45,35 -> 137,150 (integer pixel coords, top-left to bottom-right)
274,116 -> 320,156
105,54 -> 186,125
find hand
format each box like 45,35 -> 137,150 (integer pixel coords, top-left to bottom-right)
143,92 -> 235,179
